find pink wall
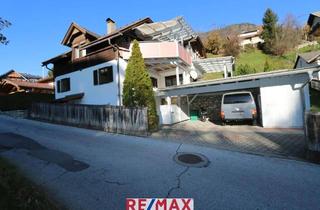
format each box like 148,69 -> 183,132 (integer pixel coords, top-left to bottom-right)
122,42 -> 192,65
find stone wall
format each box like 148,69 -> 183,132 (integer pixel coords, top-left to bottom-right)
305,112 -> 320,152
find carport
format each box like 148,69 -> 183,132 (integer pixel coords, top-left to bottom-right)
156,66 -> 320,128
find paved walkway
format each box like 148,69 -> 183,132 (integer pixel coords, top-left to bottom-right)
152,121 -> 307,160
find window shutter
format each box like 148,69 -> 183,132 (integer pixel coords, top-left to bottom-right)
93,70 -> 98,85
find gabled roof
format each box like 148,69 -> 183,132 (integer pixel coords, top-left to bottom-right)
0,70 -> 41,80
82,17 -> 153,49
0,70 -> 15,79
61,22 -> 100,47
43,17 -> 153,65
294,51 -> 320,68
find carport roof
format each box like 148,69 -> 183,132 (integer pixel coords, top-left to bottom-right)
156,66 -> 320,97
193,56 -> 234,73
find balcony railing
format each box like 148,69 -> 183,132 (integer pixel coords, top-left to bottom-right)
121,41 -> 192,65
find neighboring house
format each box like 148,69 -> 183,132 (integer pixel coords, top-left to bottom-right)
0,70 -> 54,95
307,11 -> 320,36
294,51 -> 320,68
294,51 -> 320,80
238,28 -> 264,47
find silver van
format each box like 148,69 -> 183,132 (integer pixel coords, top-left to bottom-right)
221,91 -> 257,125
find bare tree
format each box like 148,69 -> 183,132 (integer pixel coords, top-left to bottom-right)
0,18 -> 11,45
271,14 -> 302,56
222,34 -> 241,57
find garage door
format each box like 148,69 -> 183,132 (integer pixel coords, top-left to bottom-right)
260,85 -> 305,128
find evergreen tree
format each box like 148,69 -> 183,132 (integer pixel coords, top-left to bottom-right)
123,40 -> 158,130
261,8 -> 278,54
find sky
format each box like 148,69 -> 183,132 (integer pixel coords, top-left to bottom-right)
0,0 -> 317,76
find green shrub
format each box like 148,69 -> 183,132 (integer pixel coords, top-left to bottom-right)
236,64 -> 256,76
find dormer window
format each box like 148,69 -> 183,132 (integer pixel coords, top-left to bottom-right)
73,47 -> 86,60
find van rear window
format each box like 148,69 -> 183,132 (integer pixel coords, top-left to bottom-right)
223,93 -> 253,104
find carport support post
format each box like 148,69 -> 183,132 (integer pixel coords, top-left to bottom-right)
187,94 -> 198,118
176,65 -> 180,86
223,61 -> 227,78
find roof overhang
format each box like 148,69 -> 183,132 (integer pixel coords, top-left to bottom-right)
55,93 -> 84,103
42,50 -> 72,66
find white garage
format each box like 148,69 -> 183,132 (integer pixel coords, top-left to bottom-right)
260,84 -> 309,128
156,66 -> 320,128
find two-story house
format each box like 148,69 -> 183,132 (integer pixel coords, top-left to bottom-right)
42,16 -> 206,124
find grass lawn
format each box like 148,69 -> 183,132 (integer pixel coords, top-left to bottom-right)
236,44 -> 320,73
203,43 -> 320,80
0,157 -> 60,210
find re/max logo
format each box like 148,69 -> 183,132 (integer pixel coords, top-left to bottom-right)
126,198 -> 193,210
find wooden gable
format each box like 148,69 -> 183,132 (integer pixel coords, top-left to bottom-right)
61,22 -> 100,47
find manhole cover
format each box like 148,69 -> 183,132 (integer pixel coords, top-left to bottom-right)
174,152 -> 210,168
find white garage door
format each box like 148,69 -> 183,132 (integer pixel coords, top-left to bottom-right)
260,85 -> 307,128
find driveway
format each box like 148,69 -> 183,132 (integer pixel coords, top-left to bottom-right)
152,120 -> 306,160
0,115 -> 320,210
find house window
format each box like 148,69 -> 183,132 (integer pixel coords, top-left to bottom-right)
79,49 -> 86,57
57,78 -> 70,93
151,77 -> 158,88
73,48 -> 80,59
165,74 -> 183,87
93,66 -> 113,85
73,47 -> 86,59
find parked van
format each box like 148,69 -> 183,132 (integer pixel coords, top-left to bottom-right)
221,91 -> 257,125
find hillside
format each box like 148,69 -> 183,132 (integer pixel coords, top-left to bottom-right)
202,43 -> 320,80
199,23 -> 259,40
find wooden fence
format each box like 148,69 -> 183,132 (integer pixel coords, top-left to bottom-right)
29,103 -> 148,136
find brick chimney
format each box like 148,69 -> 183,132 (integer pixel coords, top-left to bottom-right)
106,18 -> 116,34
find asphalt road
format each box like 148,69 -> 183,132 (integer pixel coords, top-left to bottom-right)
0,115 -> 320,210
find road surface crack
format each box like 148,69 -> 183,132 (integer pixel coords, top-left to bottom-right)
166,143 -> 189,197
105,180 -> 127,186
166,167 -> 189,197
